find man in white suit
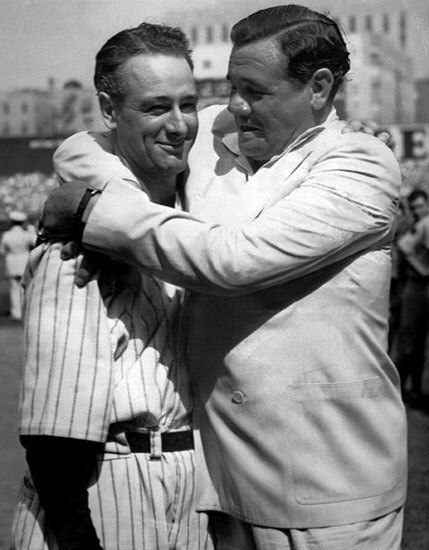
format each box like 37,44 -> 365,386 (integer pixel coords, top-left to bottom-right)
42,5 -> 406,549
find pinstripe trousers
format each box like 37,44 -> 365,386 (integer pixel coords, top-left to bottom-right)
11,450 -> 213,550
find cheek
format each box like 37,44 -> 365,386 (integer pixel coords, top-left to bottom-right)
264,117 -> 291,142
137,118 -> 162,139
186,115 -> 199,138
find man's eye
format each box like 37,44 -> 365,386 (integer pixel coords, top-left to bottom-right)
181,102 -> 197,113
146,105 -> 168,115
246,87 -> 263,97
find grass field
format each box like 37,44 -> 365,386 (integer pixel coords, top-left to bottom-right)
0,281 -> 428,549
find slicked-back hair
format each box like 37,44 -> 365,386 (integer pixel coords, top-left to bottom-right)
230,4 -> 350,98
94,22 -> 193,104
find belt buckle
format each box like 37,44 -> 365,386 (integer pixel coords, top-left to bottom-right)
150,429 -> 162,460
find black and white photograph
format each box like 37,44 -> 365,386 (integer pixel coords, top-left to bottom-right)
1,0 -> 428,548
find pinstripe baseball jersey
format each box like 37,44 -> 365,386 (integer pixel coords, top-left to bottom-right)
13,128 -> 214,549
19,241 -> 193,452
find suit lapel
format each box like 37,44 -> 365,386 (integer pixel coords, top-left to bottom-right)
241,149 -> 312,220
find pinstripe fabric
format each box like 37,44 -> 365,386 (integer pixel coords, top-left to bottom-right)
19,242 -> 193,445
13,241 -> 212,548
19,243 -> 115,442
11,450 -> 213,550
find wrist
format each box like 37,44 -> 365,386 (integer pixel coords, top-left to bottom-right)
73,188 -> 101,242
39,181 -> 102,244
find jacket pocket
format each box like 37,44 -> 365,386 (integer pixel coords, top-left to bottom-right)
288,376 -> 406,505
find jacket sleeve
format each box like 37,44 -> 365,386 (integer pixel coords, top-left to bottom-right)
83,134 -> 401,296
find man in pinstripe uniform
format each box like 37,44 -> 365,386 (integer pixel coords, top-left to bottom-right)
11,23 -> 213,550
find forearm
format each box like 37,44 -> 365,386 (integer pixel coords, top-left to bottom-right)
83,169 -> 397,295
21,435 -> 104,550
49,132 -> 400,295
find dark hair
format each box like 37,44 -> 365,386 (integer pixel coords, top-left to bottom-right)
230,4 -> 350,98
94,22 -> 193,103
408,189 -> 428,204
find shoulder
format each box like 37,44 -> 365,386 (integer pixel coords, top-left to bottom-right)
300,124 -> 402,211
53,131 -> 135,189
321,122 -> 399,165
53,131 -> 116,179
312,124 -> 401,183
197,104 -> 235,138
54,131 -> 114,159
191,104 -> 236,161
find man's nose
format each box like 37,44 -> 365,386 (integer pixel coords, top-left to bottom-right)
228,91 -> 251,116
166,108 -> 187,136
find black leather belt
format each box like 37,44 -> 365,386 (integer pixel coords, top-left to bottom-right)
126,430 -> 194,453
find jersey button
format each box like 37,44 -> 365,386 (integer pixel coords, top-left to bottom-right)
231,390 -> 245,404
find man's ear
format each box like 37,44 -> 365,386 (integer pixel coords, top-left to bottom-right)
310,68 -> 334,111
98,92 -> 118,130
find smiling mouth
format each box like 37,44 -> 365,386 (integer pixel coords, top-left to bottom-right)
159,142 -> 185,151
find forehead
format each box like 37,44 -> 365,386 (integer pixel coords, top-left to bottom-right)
228,37 -> 286,81
121,53 -> 196,98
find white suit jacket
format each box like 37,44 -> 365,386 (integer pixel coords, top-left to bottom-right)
54,106 -> 407,528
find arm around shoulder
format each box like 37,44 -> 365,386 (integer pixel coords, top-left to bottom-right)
82,134 -> 400,295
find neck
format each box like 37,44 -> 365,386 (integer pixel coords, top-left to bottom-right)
250,159 -> 264,172
313,106 -> 331,127
128,161 -> 177,205
144,175 -> 177,206
112,140 -> 177,206
132,162 -> 177,206
124,162 -> 177,206
249,105 -> 333,173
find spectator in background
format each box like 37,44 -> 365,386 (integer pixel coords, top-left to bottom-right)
388,198 -> 412,355
396,189 -> 429,403
24,220 -> 38,243
0,211 -> 35,320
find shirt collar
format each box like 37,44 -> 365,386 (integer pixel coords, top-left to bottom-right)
221,107 -> 339,169
111,134 -> 184,210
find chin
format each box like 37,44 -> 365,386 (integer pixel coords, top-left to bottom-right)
239,142 -> 267,160
242,149 -> 269,162
157,160 -> 187,175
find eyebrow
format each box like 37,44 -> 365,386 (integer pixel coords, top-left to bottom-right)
141,94 -> 198,103
226,74 -> 268,90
